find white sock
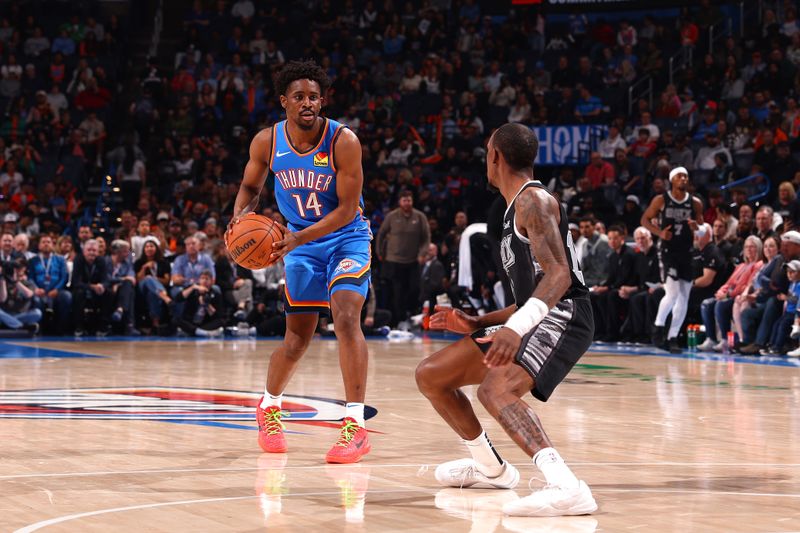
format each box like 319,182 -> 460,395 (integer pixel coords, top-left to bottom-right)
260,388 -> 282,409
346,402 -> 365,427
464,431 -> 504,477
534,447 -> 579,488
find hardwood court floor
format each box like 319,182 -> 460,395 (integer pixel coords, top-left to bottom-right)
1,336 -> 799,532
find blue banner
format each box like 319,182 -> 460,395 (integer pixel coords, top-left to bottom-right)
531,125 -> 608,166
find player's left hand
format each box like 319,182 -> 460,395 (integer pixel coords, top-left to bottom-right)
270,221 -> 298,262
688,219 -> 699,232
476,327 -> 522,368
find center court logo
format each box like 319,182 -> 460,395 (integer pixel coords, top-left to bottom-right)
0,387 -> 377,423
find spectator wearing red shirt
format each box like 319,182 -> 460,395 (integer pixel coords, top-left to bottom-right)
74,78 -> 111,111
681,19 -> 699,46
628,129 -> 657,159
585,151 -> 615,189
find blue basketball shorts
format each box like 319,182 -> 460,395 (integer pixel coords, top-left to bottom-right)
283,231 -> 371,314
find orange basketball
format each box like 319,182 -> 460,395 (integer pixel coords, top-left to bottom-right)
225,213 -> 283,270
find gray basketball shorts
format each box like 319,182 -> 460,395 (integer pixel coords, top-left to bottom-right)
470,297 -> 594,402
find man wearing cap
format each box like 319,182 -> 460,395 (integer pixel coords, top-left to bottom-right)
640,166 -> 704,352
740,230 -> 800,354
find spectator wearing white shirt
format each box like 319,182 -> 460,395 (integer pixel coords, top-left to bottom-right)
231,0 -> 255,19
598,125 -> 627,158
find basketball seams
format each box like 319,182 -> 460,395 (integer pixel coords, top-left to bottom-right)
227,213 -> 282,269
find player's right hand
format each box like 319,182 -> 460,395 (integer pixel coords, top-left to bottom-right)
660,225 -> 673,241
428,305 -> 477,334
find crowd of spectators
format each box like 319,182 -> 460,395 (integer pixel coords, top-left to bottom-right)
3,1 -> 800,355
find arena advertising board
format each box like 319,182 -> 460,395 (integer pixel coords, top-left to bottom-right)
530,125 -> 608,166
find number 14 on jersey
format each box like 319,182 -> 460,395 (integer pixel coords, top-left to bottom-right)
292,192 -> 323,218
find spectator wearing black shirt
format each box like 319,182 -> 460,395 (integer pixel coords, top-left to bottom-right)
134,238 -> 171,331
688,223 -> 728,322
754,206 -> 776,242
590,225 -> 638,341
774,182 -> 800,230
71,239 -> 110,336
622,227 -> 661,343
175,270 -> 225,337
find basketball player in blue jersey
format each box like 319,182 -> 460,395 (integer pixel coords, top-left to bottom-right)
416,124 -> 598,517
231,60 -> 372,463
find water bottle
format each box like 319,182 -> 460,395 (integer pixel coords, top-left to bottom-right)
727,331 -> 735,352
422,300 -> 430,330
687,325 -> 696,351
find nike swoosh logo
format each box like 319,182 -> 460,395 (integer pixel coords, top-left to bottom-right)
275,150 -> 290,157
355,439 -> 365,449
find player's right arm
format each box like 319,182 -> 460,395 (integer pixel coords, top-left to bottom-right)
640,195 -> 668,241
231,128 -> 273,224
429,304 -> 517,334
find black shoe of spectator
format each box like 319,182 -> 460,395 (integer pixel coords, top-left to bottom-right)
25,324 -> 39,336
97,327 -> 111,338
738,343 -> 763,355
74,329 -> 85,338
233,309 -> 247,322
125,327 -> 141,336
652,326 -> 665,348
667,338 -> 683,353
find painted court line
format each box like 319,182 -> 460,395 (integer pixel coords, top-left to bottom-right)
4,462 -> 800,481
13,488 -> 431,533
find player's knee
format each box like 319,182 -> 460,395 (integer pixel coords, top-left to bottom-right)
415,359 -> 439,395
283,334 -> 310,359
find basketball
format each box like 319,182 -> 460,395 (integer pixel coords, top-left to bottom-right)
225,213 -> 283,270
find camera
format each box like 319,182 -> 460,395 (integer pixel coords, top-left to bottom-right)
0,260 -> 15,282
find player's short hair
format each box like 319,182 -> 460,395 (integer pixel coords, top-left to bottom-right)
274,60 -> 331,96
492,123 -> 539,171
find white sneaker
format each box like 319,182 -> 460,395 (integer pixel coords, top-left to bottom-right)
712,340 -> 727,352
434,459 -> 520,489
503,480 -> 597,517
791,324 -> 800,340
697,338 -> 716,351
787,346 -> 800,357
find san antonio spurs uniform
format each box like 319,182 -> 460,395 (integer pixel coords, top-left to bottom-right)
658,191 -> 696,282
472,180 -> 594,402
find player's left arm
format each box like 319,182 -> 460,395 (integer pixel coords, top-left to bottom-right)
271,129 -> 363,260
480,188 -> 572,368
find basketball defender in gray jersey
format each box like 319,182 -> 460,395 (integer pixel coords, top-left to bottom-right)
416,123 -> 597,517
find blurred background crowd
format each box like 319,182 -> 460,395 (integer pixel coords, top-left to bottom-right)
1,0 -> 800,355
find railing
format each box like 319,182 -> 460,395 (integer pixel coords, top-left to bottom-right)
668,46 -> 693,86
627,75 -> 653,115
719,172 -> 771,203
148,0 -> 164,58
709,18 -> 733,55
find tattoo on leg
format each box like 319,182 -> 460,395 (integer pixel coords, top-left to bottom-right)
497,401 -> 552,456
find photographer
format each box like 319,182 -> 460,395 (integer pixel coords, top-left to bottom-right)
174,270 -> 224,337
0,257 -> 42,333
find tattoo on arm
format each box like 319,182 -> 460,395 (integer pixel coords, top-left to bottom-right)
497,401 -> 552,456
515,189 -> 571,308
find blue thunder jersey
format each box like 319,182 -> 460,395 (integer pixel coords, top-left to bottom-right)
270,118 -> 370,241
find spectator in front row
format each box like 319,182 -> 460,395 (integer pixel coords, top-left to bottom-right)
698,235 -> 763,351
108,240 -> 138,335
621,226 -> 662,343
590,225 -> 637,341
740,230 -> 800,354
0,257 -> 42,332
175,269 -> 225,337
575,216 -> 611,287
763,259 -> 800,355
29,235 -> 71,334
71,239 -> 108,336
170,235 -> 216,316
135,238 -> 172,332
